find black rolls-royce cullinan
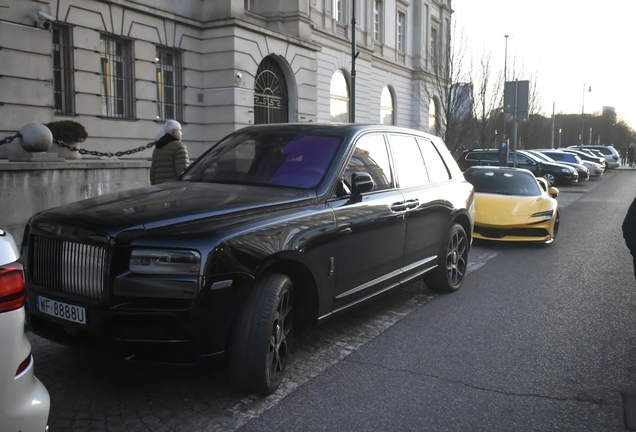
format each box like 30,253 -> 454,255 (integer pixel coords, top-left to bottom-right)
23,124 -> 474,395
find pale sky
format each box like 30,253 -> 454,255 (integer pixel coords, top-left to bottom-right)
453,0 -> 636,128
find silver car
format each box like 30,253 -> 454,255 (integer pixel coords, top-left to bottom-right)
569,145 -> 620,169
0,228 -> 50,431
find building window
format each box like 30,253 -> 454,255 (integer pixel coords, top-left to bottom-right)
254,57 -> 288,124
330,70 -> 349,123
156,47 -> 183,122
52,23 -> 74,115
373,1 -> 382,42
397,12 -> 405,52
245,0 -> 251,10
429,98 -> 438,134
380,86 -> 394,125
100,35 -> 134,119
430,27 -> 438,64
333,0 -> 343,21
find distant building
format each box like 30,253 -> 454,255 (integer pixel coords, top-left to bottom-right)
450,83 -> 473,120
0,0 -> 453,158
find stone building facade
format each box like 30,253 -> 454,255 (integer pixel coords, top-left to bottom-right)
0,0 -> 452,159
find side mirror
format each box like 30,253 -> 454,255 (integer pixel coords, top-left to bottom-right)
351,172 -> 374,196
549,187 -> 559,198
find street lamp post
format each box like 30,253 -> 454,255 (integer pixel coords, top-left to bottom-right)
581,83 -> 591,144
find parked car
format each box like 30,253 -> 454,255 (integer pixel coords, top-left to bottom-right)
0,227 -> 50,431
568,145 -> 619,169
526,150 -> 590,181
463,166 -> 560,243
559,149 -> 606,176
456,148 -> 578,186
23,124 -> 475,395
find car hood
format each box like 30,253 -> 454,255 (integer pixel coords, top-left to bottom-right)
474,193 -> 556,226
30,181 -> 316,235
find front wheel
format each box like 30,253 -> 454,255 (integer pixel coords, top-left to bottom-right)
425,223 -> 468,293
228,273 -> 294,395
543,173 -> 556,187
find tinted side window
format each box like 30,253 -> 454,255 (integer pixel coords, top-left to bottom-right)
512,154 -> 532,164
390,134 -> 429,188
344,134 -> 393,192
545,152 -> 564,161
418,138 -> 450,182
479,152 -> 499,162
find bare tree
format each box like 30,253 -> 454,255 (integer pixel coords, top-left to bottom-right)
423,20 -> 475,154
472,51 -> 503,149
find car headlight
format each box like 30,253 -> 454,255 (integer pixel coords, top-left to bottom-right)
130,249 -> 201,275
531,210 -> 553,222
561,168 -> 573,173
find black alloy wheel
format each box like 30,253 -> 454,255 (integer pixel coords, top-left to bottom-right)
426,223 -> 468,293
228,273 -> 294,395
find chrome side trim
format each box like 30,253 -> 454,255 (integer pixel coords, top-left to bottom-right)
335,269 -> 402,300
335,256 -> 437,300
399,264 -> 437,285
400,256 -> 437,273
320,281 -> 401,320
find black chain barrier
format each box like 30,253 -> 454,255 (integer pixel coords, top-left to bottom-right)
0,133 -> 156,158
0,133 -> 21,146
53,139 -> 156,158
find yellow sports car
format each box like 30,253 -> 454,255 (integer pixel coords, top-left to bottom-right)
463,166 -> 560,243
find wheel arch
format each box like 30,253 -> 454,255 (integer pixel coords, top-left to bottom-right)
451,211 -> 473,248
255,253 -> 320,331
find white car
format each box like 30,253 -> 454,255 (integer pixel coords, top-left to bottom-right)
568,145 -> 620,169
0,228 -> 49,431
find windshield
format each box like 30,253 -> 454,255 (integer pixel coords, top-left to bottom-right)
465,169 -> 541,196
181,131 -> 343,189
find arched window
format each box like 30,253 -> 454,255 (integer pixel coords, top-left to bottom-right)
380,86 -> 394,125
254,57 -> 288,124
330,70 -> 349,123
429,98 -> 438,134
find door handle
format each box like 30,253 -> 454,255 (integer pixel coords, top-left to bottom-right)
390,202 -> 407,212
405,199 -> 419,210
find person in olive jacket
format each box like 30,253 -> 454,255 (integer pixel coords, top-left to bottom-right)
623,195 -> 636,280
150,120 -> 189,185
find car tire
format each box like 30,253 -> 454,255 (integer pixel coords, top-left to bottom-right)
543,173 -> 556,187
228,273 -> 294,395
425,223 -> 468,293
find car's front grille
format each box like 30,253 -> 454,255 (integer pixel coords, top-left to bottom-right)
31,236 -> 107,299
475,227 -> 549,239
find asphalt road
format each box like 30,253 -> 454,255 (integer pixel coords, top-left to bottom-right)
239,170 -> 636,431
29,170 -> 636,431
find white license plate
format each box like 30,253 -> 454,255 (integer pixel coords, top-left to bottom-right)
36,295 -> 86,325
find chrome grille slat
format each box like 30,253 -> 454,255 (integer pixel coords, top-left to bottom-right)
32,235 -> 106,299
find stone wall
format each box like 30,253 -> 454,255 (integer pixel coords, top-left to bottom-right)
0,160 -> 151,249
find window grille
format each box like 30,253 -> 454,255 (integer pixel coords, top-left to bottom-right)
254,57 -> 288,124
52,24 -> 75,114
156,47 -> 184,122
100,35 -> 134,119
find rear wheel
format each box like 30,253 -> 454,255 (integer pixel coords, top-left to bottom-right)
425,223 -> 468,293
228,273 -> 294,395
